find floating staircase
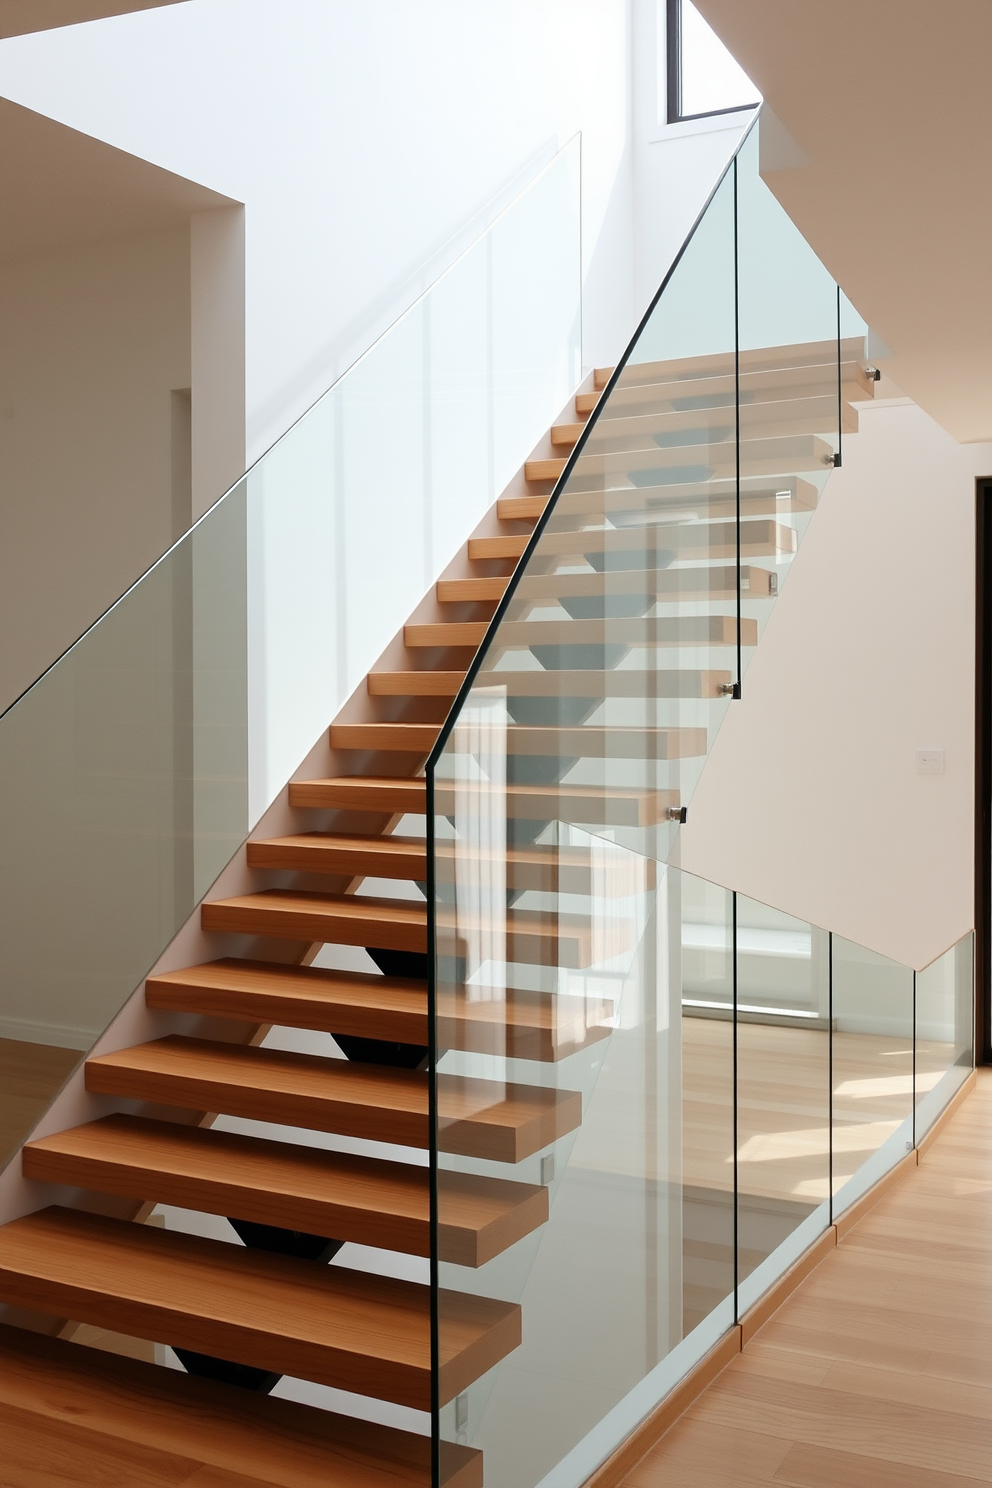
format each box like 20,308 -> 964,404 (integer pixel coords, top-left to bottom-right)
0,337 -> 871,1485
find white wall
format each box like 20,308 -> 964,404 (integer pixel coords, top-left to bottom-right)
680,396 -> 992,971
630,0 -> 752,321
0,0 -> 636,482
0,225 -> 190,710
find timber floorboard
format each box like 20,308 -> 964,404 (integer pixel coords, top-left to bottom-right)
622,1067 -> 992,1487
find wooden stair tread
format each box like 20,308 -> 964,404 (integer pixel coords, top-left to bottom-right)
248,831 -> 428,878
242,833 -> 648,895
202,889 -> 635,963
575,364 -> 872,414
0,1207 -> 518,1408
514,563 -> 778,601
23,1115 -> 548,1266
525,431 -> 834,482
368,669 -> 732,698
331,722 -> 441,753
0,1323 -> 480,1488
202,889 -> 430,953
497,474 -> 818,522
436,574 -> 508,603
531,517 -> 798,559
148,957 -> 427,1041
289,777 -> 680,827
147,956 -> 614,1059
329,723 -> 708,758
494,615 -> 758,648
573,394 -> 858,444
84,1037 -> 583,1161
603,336 -> 866,387
404,621 -> 489,648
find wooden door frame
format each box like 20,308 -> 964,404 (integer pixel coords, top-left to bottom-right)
974,478 -> 992,1064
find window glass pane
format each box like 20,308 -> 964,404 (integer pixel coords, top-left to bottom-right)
680,0 -> 760,119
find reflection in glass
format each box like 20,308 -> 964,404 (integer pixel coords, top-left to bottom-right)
916,936 -> 975,1139
734,895 -> 829,1307
831,935 -> 914,1212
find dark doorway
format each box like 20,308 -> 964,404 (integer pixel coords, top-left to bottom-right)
974,478 -> 992,1063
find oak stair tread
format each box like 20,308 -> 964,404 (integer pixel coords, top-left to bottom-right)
497,474 -> 818,522
552,394 -> 857,448
513,563 -> 778,601
23,1115 -> 548,1266
466,520 -> 796,563
525,431 -> 834,483
598,336 -> 867,388
0,1322 -> 480,1488
0,1206 -> 518,1409
84,1036 -> 583,1161
367,669 -> 732,699
436,574 -> 508,603
289,776 -> 680,827
493,615 -> 758,648
199,888 -> 634,962
329,722 -> 708,757
202,889 -> 431,952
331,721 -> 441,753
243,833 -> 650,895
574,362 -> 872,414
147,956 -> 614,1059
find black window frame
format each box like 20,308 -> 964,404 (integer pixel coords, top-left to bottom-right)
665,0 -> 760,125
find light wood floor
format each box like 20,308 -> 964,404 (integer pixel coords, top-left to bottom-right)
622,1066 -> 992,1487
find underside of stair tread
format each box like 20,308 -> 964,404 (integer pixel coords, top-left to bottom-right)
84,1036 -> 584,1160
0,1207 -> 519,1409
23,1116 -> 549,1266
0,1323 -> 481,1488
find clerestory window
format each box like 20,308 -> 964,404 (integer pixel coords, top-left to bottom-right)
665,0 -> 761,124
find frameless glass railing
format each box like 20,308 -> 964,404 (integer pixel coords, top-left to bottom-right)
0,137 -> 581,1174
429,841 -> 973,1487
427,116 -> 975,1488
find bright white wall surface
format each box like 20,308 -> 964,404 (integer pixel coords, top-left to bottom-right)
0,0 -> 635,478
630,0 -> 752,320
0,226 -> 190,710
680,397 -> 992,971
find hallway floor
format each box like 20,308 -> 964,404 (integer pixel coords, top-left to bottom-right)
621,1067 -> 992,1487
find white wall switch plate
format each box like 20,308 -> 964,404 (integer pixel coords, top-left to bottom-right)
916,748 -> 944,775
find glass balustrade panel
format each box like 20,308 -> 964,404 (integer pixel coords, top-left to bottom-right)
431,156 -> 746,1487
0,490 -> 249,1172
830,934 -> 914,1214
735,124 -> 841,669
0,138 -> 581,1185
735,892 -> 830,1311
915,933 -> 975,1139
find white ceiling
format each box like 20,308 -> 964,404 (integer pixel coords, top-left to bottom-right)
0,0 -> 186,38
695,0 -> 992,443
